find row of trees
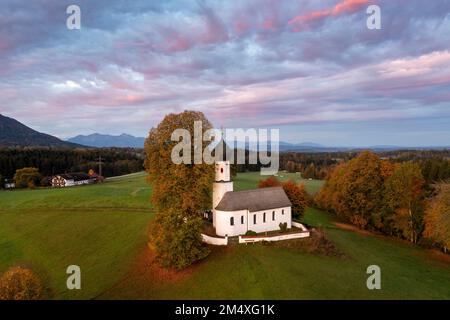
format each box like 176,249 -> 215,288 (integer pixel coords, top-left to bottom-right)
280,153 -> 342,179
316,151 -> 450,250
0,147 -> 143,179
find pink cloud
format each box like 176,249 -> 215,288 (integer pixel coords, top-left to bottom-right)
288,0 -> 372,31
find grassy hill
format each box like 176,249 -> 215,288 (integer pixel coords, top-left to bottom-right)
1,171 -> 450,299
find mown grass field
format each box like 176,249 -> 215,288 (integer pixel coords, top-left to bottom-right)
1,171 -> 450,299
233,171 -> 324,194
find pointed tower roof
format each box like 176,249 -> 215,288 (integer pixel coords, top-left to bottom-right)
213,136 -> 234,162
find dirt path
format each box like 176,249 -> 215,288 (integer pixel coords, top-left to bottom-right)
333,222 -> 374,236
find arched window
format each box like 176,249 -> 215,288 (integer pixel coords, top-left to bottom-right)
263,212 -> 266,223
272,211 -> 275,221
253,214 -> 256,224
241,216 -> 244,224
221,168 -> 223,173
230,217 -> 234,226
282,209 -> 284,215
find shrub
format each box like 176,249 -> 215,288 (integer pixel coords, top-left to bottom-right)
279,222 -> 288,233
245,230 -> 257,236
0,267 -> 43,300
270,228 -> 346,257
14,167 -> 42,189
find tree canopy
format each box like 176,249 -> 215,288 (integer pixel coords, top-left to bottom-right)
316,151 -> 389,228
144,111 -> 214,269
424,183 -> 450,251
14,167 -> 42,189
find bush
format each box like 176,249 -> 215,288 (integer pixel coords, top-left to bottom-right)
0,267 -> 43,300
279,222 -> 288,233
14,167 -> 42,189
245,230 -> 257,236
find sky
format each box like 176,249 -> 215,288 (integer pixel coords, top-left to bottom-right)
0,0 -> 449,147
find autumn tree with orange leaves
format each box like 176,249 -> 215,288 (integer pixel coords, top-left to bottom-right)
259,177 -> 308,219
258,176 -> 281,188
384,162 -> 425,243
424,183 -> 450,252
315,151 -> 390,229
282,180 -> 309,219
144,111 -> 214,269
0,267 -> 43,300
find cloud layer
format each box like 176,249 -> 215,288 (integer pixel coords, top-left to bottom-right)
0,0 -> 449,146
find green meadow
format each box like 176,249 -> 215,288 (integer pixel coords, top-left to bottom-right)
1,171 -> 450,299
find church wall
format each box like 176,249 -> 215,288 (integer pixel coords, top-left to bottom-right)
247,206 -> 291,234
215,209 -> 248,237
215,206 -> 292,236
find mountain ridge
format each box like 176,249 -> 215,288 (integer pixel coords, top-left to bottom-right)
68,133 -> 145,148
0,114 -> 82,148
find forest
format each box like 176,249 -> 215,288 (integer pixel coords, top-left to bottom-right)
0,147 -> 144,179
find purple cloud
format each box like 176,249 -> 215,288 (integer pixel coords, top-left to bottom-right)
0,0 -> 449,145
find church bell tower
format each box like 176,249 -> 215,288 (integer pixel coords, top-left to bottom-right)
212,161 -> 233,227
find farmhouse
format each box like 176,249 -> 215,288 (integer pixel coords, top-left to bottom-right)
4,182 -> 15,189
51,173 -> 93,188
212,161 -> 292,237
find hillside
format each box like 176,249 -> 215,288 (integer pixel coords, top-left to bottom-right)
0,114 -> 82,148
68,133 -> 145,148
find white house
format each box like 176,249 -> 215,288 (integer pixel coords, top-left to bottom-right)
51,173 -> 93,188
212,161 -> 292,237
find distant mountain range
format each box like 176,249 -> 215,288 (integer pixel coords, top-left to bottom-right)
1,114 -> 448,151
232,140 -> 450,153
68,133 -> 145,148
0,114 -> 81,148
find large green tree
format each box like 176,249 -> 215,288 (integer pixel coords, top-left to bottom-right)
144,111 -> 214,269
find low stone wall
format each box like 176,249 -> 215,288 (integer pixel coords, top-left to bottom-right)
291,221 -> 309,232
201,234 -> 228,246
239,223 -> 310,244
239,231 -> 309,244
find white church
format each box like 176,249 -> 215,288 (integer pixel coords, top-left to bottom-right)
212,161 -> 292,237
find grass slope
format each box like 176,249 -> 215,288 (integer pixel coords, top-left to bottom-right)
0,172 -> 153,299
1,171 -> 450,299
